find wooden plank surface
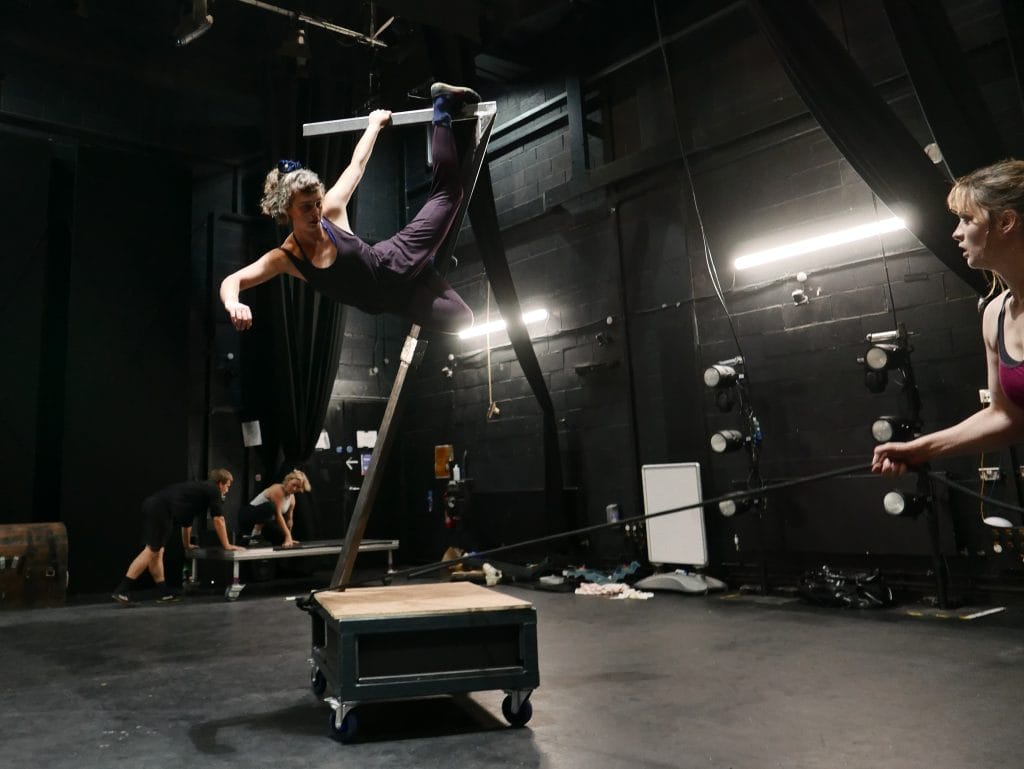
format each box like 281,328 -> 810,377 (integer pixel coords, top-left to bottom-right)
315,581 -> 533,620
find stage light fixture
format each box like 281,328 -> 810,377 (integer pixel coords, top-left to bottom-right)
710,429 -> 746,454
703,356 -> 743,388
704,356 -> 743,412
871,416 -> 916,443
704,364 -> 737,388
882,490 -> 928,517
278,26 -> 312,66
717,493 -> 762,517
175,0 -> 213,46
859,333 -> 909,394
864,343 -> 906,372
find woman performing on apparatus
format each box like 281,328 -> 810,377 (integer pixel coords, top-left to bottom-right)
220,83 -> 478,333
873,160 -> 1024,475
240,469 -> 311,547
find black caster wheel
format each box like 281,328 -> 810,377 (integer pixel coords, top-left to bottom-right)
501,695 -> 533,727
328,708 -> 357,742
311,668 -> 327,697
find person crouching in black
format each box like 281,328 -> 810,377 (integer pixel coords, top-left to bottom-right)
112,468 -> 242,604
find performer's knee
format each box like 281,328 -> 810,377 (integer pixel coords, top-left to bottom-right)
446,302 -> 473,334
430,300 -> 473,335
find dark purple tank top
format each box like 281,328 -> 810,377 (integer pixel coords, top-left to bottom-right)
997,293 -> 1024,410
282,218 -> 387,314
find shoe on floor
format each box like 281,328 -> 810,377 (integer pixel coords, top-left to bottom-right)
111,592 -> 131,605
157,593 -> 179,603
430,82 -> 481,105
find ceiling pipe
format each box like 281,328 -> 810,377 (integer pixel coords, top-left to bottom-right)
231,0 -> 388,48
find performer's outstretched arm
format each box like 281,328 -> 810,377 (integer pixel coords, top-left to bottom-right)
323,109 -> 392,223
220,249 -> 299,331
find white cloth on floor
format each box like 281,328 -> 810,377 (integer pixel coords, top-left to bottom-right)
574,582 -> 653,600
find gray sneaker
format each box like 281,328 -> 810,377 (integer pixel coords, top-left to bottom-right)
430,82 -> 481,105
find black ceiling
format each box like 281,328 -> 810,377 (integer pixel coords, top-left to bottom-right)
0,0 -> 736,166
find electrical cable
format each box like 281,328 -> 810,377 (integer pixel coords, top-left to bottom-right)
297,462 -> 872,600
286,465 -> 1024,607
650,0 -> 749,386
978,452 -> 987,523
836,1 -> 902,333
871,193 -> 901,330
930,471 -> 1024,518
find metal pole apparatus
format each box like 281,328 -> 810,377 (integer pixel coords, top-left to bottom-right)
309,103 -> 498,589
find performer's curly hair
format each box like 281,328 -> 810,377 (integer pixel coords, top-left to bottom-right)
260,167 -> 325,225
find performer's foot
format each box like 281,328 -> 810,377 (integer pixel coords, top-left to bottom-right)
111,591 -> 131,605
430,82 -> 481,125
430,82 -> 481,104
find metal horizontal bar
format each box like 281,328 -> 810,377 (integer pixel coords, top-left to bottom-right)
304,101 -> 497,137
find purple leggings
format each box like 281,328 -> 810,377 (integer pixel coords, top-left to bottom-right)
374,124 -> 473,334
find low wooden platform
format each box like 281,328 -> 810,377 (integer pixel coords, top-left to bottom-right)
315,581 -> 533,620
307,582 -> 539,741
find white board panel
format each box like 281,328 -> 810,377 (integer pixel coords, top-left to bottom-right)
641,462 -> 707,567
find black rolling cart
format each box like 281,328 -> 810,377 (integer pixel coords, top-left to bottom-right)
305,582 -> 539,741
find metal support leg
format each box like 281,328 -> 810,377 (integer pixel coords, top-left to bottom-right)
225,562 -> 245,601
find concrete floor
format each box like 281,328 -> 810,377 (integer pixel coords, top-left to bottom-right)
2,580 -> 1023,769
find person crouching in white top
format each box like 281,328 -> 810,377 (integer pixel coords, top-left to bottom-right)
240,469 -> 311,547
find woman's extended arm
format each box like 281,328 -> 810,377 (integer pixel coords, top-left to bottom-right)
322,109 -> 392,222
219,249 -> 297,331
266,484 -> 297,547
873,293 -> 1024,473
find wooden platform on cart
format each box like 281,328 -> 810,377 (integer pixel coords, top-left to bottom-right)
308,581 -> 539,716
314,581 -> 533,620
187,538 -> 398,562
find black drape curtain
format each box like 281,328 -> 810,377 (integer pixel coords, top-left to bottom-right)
882,0 -> 1006,177
250,62 -> 349,538
269,278 -> 346,468
746,0 -> 987,295
1003,0 -> 1024,122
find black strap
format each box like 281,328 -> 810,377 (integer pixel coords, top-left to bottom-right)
998,292 -> 1020,366
747,0 -> 987,295
468,163 -> 565,532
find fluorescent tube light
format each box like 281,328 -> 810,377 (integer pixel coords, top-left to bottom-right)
734,217 -> 906,271
458,309 -> 549,340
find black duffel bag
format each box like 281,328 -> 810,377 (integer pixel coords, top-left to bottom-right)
798,565 -> 894,609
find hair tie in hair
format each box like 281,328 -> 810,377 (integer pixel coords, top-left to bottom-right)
278,159 -> 302,174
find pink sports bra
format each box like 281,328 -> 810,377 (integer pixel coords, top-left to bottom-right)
997,292 -> 1024,410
